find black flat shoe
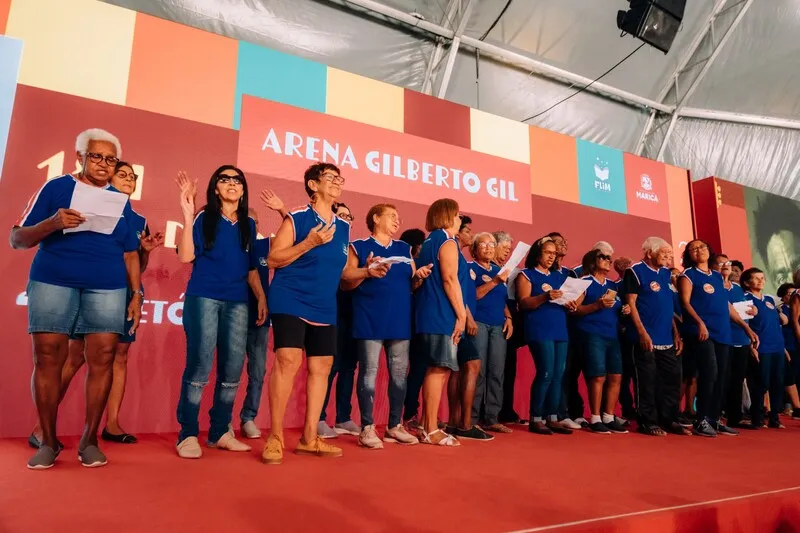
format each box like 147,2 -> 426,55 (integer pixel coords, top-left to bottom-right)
101,428 -> 138,444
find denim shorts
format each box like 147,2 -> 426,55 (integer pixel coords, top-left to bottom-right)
418,333 -> 458,371
27,280 -> 127,335
580,332 -> 622,378
457,333 -> 480,366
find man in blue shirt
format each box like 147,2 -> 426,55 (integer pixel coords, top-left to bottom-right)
624,237 -> 687,436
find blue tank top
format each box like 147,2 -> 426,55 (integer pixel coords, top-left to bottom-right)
781,302 -> 798,352
350,237 -> 413,340
471,262 -> 506,326
576,275 -> 621,340
680,267 -> 731,345
520,267 -> 568,342
724,282 -> 751,346
626,262 -> 674,346
268,205 -> 350,325
459,249 -> 476,315
745,293 -> 784,354
415,229 -> 460,336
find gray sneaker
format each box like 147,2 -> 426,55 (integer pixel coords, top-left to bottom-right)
240,420 -> 261,439
334,420 -> 361,436
317,421 -> 338,439
27,445 -> 58,470
693,419 -> 717,438
78,445 -> 108,468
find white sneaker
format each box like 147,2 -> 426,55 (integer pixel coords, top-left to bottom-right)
575,417 -> 589,428
560,418 -> 582,430
384,424 -> 420,445
334,420 -> 361,436
241,421 -> 261,439
358,425 -> 384,449
317,421 -> 338,439
210,429 -> 252,452
176,436 -> 202,459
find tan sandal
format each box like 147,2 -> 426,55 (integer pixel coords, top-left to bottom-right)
420,429 -> 460,446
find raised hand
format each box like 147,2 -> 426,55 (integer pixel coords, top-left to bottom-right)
260,189 -> 285,213
175,171 -> 197,219
50,208 -> 85,230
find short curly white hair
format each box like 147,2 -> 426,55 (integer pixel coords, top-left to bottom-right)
75,129 -> 122,158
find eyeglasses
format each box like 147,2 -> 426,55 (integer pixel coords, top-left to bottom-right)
478,242 -> 497,249
717,261 -> 732,267
218,176 -> 243,185
598,254 -> 612,261
115,170 -> 138,182
320,172 -> 345,185
337,213 -> 354,222
688,244 -> 708,253
85,152 -> 119,166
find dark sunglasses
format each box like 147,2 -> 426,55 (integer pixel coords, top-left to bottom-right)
598,254 -> 612,261
217,175 -> 243,185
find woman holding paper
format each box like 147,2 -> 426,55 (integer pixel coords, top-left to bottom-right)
713,253 -> 756,429
175,165 -> 265,459
262,163 -> 353,464
516,237 -> 577,435
415,199 -> 465,446
469,233 -> 513,433
341,203 -> 426,448
742,268 -> 786,428
11,129 -> 142,469
678,240 -> 757,438
572,248 -> 631,434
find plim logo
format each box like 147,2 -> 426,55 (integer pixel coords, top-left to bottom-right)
593,157 -> 611,192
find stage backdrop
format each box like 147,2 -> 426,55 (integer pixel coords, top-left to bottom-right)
0,0 -> 694,438
693,176 -> 800,295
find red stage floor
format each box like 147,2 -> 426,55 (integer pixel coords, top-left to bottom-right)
1,420 -> 799,533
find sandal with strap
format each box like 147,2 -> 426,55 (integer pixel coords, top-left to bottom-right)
101,428 -> 138,444
638,424 -> 667,437
420,429 -> 460,446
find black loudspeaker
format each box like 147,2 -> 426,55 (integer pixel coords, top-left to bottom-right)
617,0 -> 686,54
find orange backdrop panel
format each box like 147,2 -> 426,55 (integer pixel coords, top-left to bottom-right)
528,126 -> 578,203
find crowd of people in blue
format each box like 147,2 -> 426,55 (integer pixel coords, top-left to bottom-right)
13,129 -> 800,470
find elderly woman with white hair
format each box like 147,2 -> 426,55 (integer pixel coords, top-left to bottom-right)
11,129 -> 143,469
469,232 -> 513,433
623,237 -> 689,436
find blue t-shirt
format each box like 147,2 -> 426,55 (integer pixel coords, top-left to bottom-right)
127,208 -> 148,299
724,282 -> 751,347
18,175 -> 140,290
268,205 -> 350,325
745,293 -> 784,354
781,302 -> 797,352
624,263 -> 674,346
670,284 -> 682,322
416,229 -> 460,336
351,237 -> 413,340
520,267 -> 568,342
575,275 -> 621,340
248,238 -> 270,327
186,212 -> 258,303
459,249 -> 476,315
471,262 -> 506,326
680,267 -> 731,344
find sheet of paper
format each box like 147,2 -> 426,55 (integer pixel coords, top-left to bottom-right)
551,277 -> 592,306
733,301 -> 754,321
368,255 -> 412,269
498,241 -> 531,276
64,180 -> 128,235
506,268 -> 521,300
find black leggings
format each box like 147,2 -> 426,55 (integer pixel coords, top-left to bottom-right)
685,337 -> 729,424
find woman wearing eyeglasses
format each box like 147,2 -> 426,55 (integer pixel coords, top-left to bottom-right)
712,253 -> 756,429
741,268 -> 786,428
318,202 -> 363,439
262,163 -> 351,464
174,165 -> 266,459
573,248 -> 630,434
12,129 -> 143,469
678,240 -> 757,438
468,232 -> 513,434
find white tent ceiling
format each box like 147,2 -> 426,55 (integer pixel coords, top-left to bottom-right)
104,0 -> 800,199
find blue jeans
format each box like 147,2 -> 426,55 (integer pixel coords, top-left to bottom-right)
581,333 -> 623,378
749,352 -> 785,425
320,316 -> 357,423
27,280 -> 126,335
472,323 -> 507,425
240,324 -> 268,423
529,341 -> 568,419
177,296 -> 248,443
356,339 -> 410,428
